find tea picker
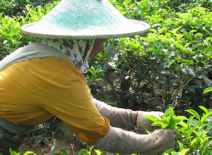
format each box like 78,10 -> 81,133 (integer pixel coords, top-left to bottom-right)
0,0 -> 176,154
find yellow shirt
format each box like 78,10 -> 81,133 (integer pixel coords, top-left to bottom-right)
0,56 -> 109,143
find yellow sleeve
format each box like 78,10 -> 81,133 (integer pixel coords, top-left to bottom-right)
41,58 -> 110,143
0,56 -> 109,143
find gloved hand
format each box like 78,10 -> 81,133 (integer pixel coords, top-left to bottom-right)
136,111 -> 164,131
95,126 -> 176,154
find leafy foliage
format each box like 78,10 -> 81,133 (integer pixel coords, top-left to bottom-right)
91,0 -> 212,110
0,4 -> 54,60
203,87 -> 212,94
0,0 -> 58,16
145,106 -> 212,154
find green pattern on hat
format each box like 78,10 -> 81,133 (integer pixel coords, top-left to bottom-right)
21,0 -> 150,39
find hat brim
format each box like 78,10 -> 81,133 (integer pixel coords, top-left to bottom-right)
21,19 -> 150,39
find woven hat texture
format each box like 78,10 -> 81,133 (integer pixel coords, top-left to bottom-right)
21,0 -> 151,39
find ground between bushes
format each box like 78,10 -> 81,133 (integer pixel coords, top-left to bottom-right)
18,126 -> 146,155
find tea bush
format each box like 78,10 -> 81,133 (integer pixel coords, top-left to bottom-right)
0,4 -> 54,59
0,0 -> 58,16
145,106 -> 212,155
94,0 -> 212,110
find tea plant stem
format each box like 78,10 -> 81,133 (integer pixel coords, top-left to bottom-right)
171,75 -> 195,107
104,76 -> 118,100
147,70 -> 164,111
171,82 -> 184,107
123,56 -> 135,72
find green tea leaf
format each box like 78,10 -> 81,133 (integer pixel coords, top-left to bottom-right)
23,151 -> 36,155
179,122 -> 188,128
191,137 -> 200,146
199,106 -> 208,114
187,116 -> 194,129
175,116 -> 188,121
94,150 -> 102,155
163,148 -> 175,154
178,141 -> 184,151
89,145 -> 94,153
151,122 -> 165,127
191,119 -> 201,127
205,124 -> 212,132
189,30 -> 197,36
203,87 -> 212,94
9,148 -> 20,155
180,149 -> 190,155
185,109 -> 200,120
193,130 -> 201,138
144,115 -> 160,122
59,149 -> 69,155
201,112 -> 212,124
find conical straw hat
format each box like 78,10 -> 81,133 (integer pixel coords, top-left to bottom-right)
21,0 -> 150,39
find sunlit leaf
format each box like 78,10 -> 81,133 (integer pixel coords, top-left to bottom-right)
171,152 -> 179,155
23,151 -> 36,155
151,122 -> 165,127
185,109 -> 200,120
201,112 -> 212,124
203,87 -> 212,94
175,116 -> 188,121
180,149 -> 190,155
144,115 -> 160,122
199,106 -> 208,114
179,122 -> 188,128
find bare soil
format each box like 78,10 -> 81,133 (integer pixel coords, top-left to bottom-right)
18,136 -> 88,155
18,127 -> 146,155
